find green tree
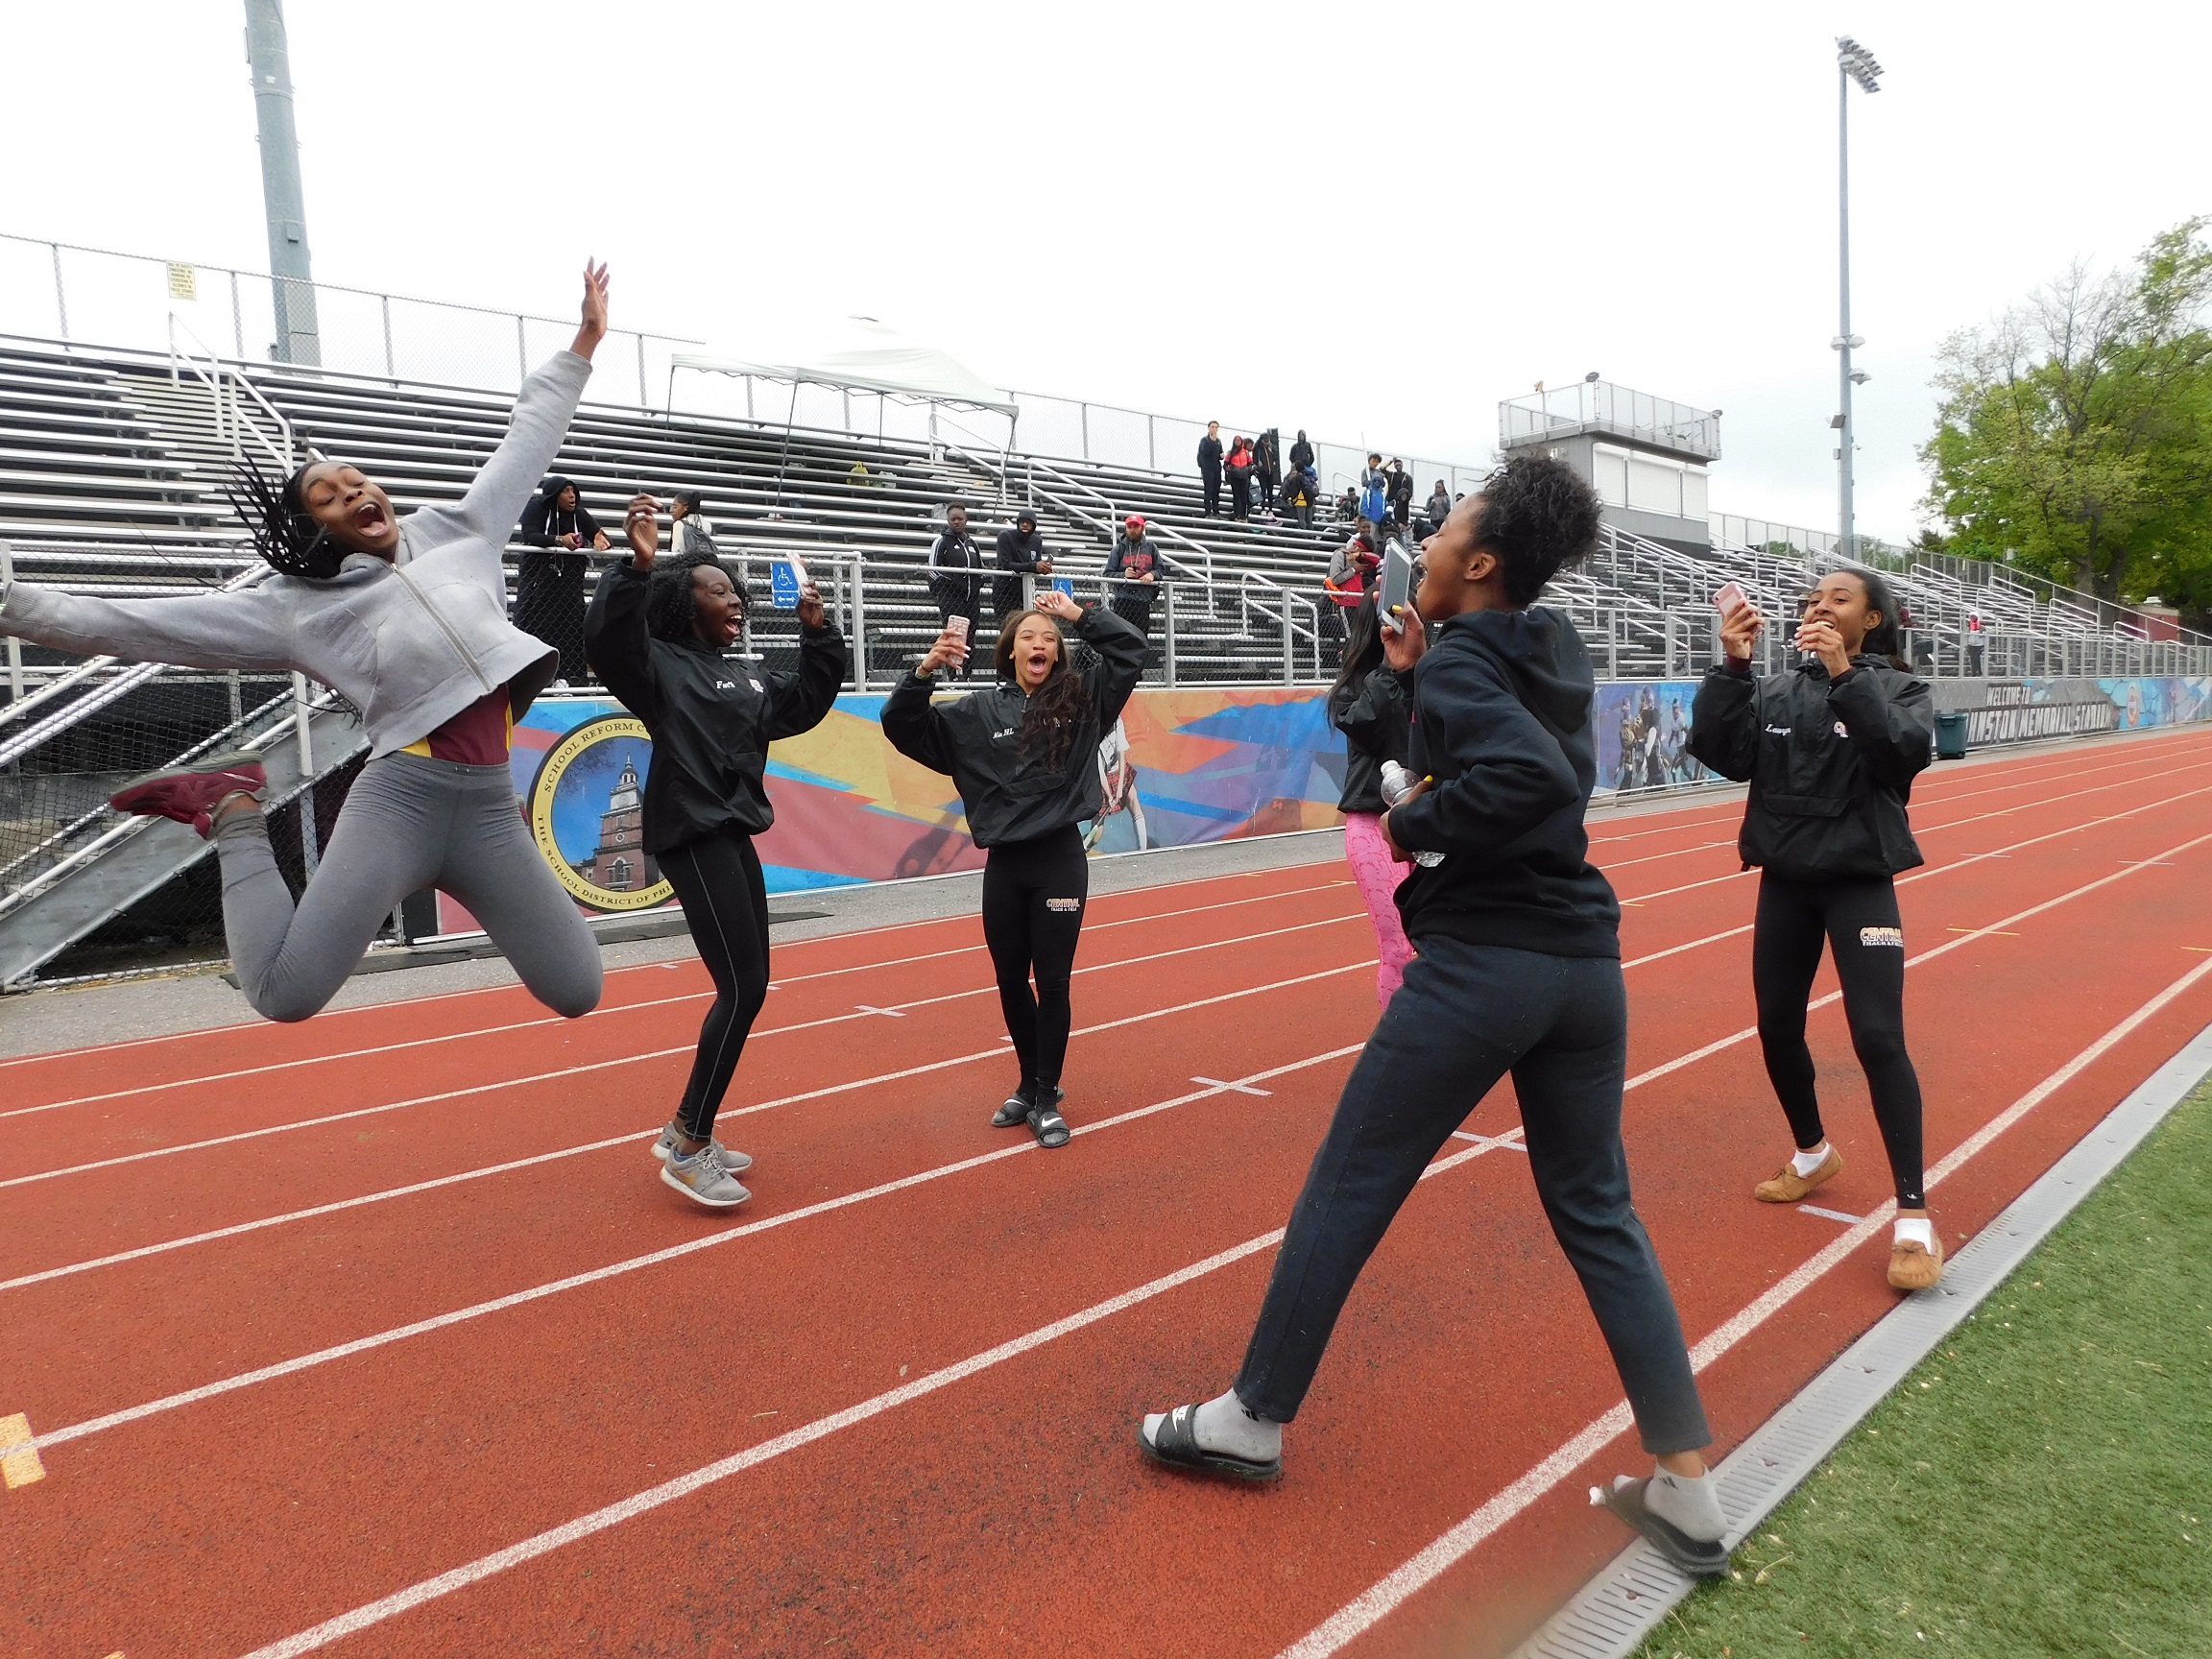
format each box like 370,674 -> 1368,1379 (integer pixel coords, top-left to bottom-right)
1921,220 -> 2212,623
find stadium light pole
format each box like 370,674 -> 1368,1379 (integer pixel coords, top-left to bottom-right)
1833,36 -> 1882,560
244,0 -> 322,366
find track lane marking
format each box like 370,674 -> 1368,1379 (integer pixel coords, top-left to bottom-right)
0,890 -> 1360,1123
1271,950 -> 2212,1659
30,1044 -> 1377,1455
0,960 -> 1367,1190
227,950 -> 2212,1659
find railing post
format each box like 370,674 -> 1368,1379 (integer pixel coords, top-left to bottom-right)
1163,584 -> 1178,686
50,242 -> 67,339
636,333 -> 648,408
1281,588 -> 1293,685
381,294 -> 396,379
849,558 -> 868,692
231,268 -> 245,358
516,314 -> 528,382
292,671 -> 319,876
0,542 -> 22,706
1080,401 -> 1090,461
1147,414 -> 1156,473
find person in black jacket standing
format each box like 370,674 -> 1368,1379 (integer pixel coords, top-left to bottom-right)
1139,456 -> 1728,1579
1254,428 -> 1281,516
1687,568 -> 1942,1292
1197,421 -> 1224,517
516,475 -> 611,685
926,503 -> 984,675
1328,592 -> 1415,1007
993,507 -> 1054,623
586,494 -> 848,1208
881,590 -> 1145,1148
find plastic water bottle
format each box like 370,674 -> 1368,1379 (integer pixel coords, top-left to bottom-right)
1379,761 -> 1444,868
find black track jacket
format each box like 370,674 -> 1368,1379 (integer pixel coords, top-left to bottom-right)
880,604 -> 1145,848
1688,655 -> 1933,878
584,563 -> 848,854
1330,662 -> 1412,813
1385,607 -> 1621,957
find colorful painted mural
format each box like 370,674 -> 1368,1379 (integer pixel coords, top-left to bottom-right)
427,669 -> 2212,932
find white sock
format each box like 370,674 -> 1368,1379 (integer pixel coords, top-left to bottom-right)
1894,1216 -> 1935,1250
1142,1387 -> 1280,1461
1791,1142 -> 1832,1178
1644,1466 -> 1726,1542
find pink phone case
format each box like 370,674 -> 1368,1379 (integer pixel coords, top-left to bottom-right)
1715,582 -> 1748,616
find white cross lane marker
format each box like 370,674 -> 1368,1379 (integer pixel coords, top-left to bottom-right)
1450,1130 -> 1527,1153
853,1005 -> 905,1018
1192,1077 -> 1272,1096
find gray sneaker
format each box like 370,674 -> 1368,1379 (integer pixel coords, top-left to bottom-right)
653,1119 -> 753,1174
661,1144 -> 751,1209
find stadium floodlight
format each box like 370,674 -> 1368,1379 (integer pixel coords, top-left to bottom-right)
1833,36 -> 1882,559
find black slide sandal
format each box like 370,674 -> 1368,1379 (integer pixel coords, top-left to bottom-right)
1591,1477 -> 1730,1577
1139,1403 -> 1282,1481
992,1088 -> 1031,1129
1027,1103 -> 1071,1148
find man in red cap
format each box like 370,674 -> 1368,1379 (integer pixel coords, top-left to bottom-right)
1104,513 -> 1161,643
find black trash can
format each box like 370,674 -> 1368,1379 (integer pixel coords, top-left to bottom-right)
1936,709 -> 1968,760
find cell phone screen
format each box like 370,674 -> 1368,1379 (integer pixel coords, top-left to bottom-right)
1379,541 -> 1414,631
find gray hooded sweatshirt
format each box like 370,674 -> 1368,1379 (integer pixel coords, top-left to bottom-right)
0,350 -> 591,759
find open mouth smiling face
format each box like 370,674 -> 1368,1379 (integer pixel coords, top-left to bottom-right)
302,464 -> 399,558
1012,618 -> 1060,689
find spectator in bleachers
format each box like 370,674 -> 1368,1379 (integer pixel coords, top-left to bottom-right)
1197,422 -> 1224,517
1254,428 -> 1282,517
1226,436 -> 1256,521
517,475 -> 610,686
1966,610 -> 1985,675
994,508 -> 1055,621
1424,479 -> 1453,535
1281,467 -> 1316,531
1337,485 -> 1362,526
1387,459 -> 1413,530
1358,455 -> 1389,533
1105,514 -> 1162,637
670,490 -> 717,559
926,502 -> 985,676
1288,428 -> 1315,477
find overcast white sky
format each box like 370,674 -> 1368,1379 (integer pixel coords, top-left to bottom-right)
7,1 -> 2207,541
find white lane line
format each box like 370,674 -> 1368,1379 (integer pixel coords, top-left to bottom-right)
0,959 -> 1367,1194
34,1044 -> 1375,1454
1194,1077 -> 1273,1096
225,1128 -> 1522,1659
0,912 -> 1362,1166
1272,950 -> 2212,1659
1616,779 -> 2212,967
1798,1204 -> 1863,1225
0,892 -> 1360,1123
0,870 -> 1357,1075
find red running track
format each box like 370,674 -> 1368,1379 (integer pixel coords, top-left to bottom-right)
5,727 -> 2212,1659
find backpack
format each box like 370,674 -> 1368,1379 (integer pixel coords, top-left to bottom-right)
1360,479 -> 1388,522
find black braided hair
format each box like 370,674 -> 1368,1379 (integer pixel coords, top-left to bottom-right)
1469,452 -> 1602,607
646,554 -> 750,643
227,454 -> 347,579
993,609 -> 1094,771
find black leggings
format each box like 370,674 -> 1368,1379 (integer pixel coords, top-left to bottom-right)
981,824 -> 1089,1091
661,830 -> 772,1141
1752,871 -> 1926,1208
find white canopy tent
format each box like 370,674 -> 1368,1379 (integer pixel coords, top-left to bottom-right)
668,318 -> 1018,470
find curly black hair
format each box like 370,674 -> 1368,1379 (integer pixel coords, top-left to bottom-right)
227,454 -> 347,580
1470,452 -> 1603,607
645,554 -> 750,643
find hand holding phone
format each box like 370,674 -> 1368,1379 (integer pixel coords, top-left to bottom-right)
1378,540 -> 1415,634
946,613 -> 971,661
1714,582 -> 1747,617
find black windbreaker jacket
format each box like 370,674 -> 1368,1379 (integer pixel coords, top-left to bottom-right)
1330,662 -> 1412,813
880,605 -> 1146,848
583,563 -> 849,855
1385,607 -> 1621,958
1687,655 -> 1933,879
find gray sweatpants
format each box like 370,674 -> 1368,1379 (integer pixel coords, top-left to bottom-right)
214,750 -> 603,1022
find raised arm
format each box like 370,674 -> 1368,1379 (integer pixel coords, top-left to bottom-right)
408,262 -> 607,555
1385,649 -> 1579,858
0,578 -> 295,673
763,592 -> 850,741
1062,595 -> 1146,724
1829,667 -> 1934,791
1686,661 -> 1762,782
880,666 -> 960,776
581,563 -> 660,721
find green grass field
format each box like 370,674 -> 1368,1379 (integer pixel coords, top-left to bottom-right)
1633,1078 -> 2212,1659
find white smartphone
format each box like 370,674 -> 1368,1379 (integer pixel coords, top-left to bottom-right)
787,553 -> 810,592
1378,540 -> 1415,633
1714,581 -> 1747,617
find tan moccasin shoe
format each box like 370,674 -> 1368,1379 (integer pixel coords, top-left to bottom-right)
1754,1146 -> 1843,1203
1887,1234 -> 1944,1291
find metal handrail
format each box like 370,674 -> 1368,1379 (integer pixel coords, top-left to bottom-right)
167,313 -> 297,473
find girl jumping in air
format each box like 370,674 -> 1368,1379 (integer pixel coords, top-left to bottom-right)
584,495 -> 848,1208
1138,456 -> 1731,1578
0,264 -> 618,1024
880,591 -> 1144,1148
1688,567 -> 1942,1290
1328,589 -> 1416,1008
